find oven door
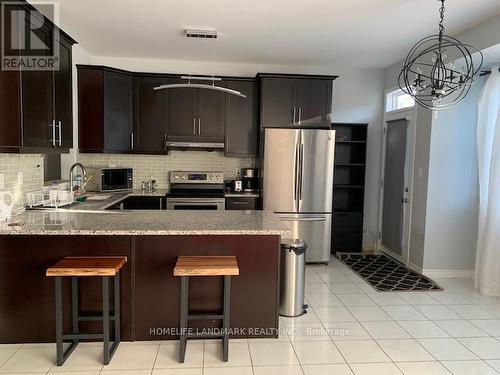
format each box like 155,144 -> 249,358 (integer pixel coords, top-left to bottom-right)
166,198 -> 225,210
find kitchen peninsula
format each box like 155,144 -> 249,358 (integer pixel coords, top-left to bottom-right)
0,209 -> 289,343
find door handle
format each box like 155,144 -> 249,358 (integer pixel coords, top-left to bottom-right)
292,107 -> 296,124
198,118 -> 201,135
193,118 -> 196,135
164,134 -> 167,150
130,132 -> 134,150
298,107 -> 302,124
58,121 -> 62,147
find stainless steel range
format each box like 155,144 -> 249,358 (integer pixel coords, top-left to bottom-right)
166,171 -> 225,210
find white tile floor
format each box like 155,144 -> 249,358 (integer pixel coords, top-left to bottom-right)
1,257 -> 500,374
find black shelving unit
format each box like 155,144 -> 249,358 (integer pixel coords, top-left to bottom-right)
331,123 -> 368,253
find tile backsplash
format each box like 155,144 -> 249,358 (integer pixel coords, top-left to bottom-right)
0,151 -> 255,205
0,154 -> 44,205
77,151 -> 257,189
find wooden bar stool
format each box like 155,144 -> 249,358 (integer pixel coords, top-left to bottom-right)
174,256 -> 239,363
46,256 -> 127,366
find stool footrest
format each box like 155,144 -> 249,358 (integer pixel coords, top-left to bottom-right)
78,314 -> 116,322
186,333 -> 225,339
62,333 -> 104,340
188,314 -> 223,321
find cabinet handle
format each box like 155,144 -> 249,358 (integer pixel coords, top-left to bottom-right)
292,107 -> 296,124
298,107 -> 302,124
58,121 -> 62,147
51,120 -> 56,146
130,132 -> 134,150
164,134 -> 167,150
193,118 -> 196,135
198,118 -> 201,135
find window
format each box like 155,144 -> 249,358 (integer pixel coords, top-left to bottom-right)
386,89 -> 415,112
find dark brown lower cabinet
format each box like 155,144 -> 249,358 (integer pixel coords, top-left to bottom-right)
0,235 -> 280,343
225,197 -> 258,210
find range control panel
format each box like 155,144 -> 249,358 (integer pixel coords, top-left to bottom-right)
169,171 -> 224,184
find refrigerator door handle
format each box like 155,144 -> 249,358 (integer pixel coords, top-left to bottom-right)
293,141 -> 300,207
299,141 -> 304,201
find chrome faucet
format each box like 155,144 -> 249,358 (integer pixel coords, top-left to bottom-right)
69,163 -> 87,192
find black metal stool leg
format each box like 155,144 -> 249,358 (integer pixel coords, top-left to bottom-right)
106,273 -> 121,361
71,277 -> 79,343
102,276 -> 110,365
114,273 -> 121,344
179,276 -> 189,363
223,275 -> 231,362
55,277 -> 64,366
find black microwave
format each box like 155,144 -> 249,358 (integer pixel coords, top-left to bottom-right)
86,167 -> 133,192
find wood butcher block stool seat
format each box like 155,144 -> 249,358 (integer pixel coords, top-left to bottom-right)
46,256 -> 127,366
174,256 -> 239,363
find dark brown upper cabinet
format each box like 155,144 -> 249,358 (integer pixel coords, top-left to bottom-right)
198,88 -> 225,142
167,86 -> 197,143
224,80 -> 258,157
78,66 -> 133,153
134,75 -> 175,153
167,80 -> 225,144
0,2 -> 76,153
259,74 -> 337,129
54,36 -> 74,149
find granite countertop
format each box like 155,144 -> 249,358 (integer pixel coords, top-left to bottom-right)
0,210 -> 290,236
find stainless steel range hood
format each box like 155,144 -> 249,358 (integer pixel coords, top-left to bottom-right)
166,141 -> 224,150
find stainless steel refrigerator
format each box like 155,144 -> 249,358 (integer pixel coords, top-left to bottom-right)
263,128 -> 335,263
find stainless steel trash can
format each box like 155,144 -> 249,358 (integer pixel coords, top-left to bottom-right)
279,239 -> 308,317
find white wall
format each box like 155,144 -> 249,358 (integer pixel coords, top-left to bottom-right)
423,76 -> 486,273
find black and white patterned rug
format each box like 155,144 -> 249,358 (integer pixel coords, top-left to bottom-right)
337,254 -> 442,292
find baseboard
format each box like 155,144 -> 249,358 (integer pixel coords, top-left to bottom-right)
406,262 -> 423,274
422,269 -> 474,279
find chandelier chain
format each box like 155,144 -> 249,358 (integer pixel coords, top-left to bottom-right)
439,0 -> 445,41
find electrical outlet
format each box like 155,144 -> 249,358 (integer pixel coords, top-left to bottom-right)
0,174 -> 4,189
17,172 -> 23,186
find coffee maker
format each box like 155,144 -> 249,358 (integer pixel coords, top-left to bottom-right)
241,168 -> 259,193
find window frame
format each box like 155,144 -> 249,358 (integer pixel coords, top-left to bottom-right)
385,88 -> 416,113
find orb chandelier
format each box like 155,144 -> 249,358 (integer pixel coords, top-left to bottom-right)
398,0 -> 483,111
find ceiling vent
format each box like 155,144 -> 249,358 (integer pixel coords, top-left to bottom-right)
185,29 -> 218,39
